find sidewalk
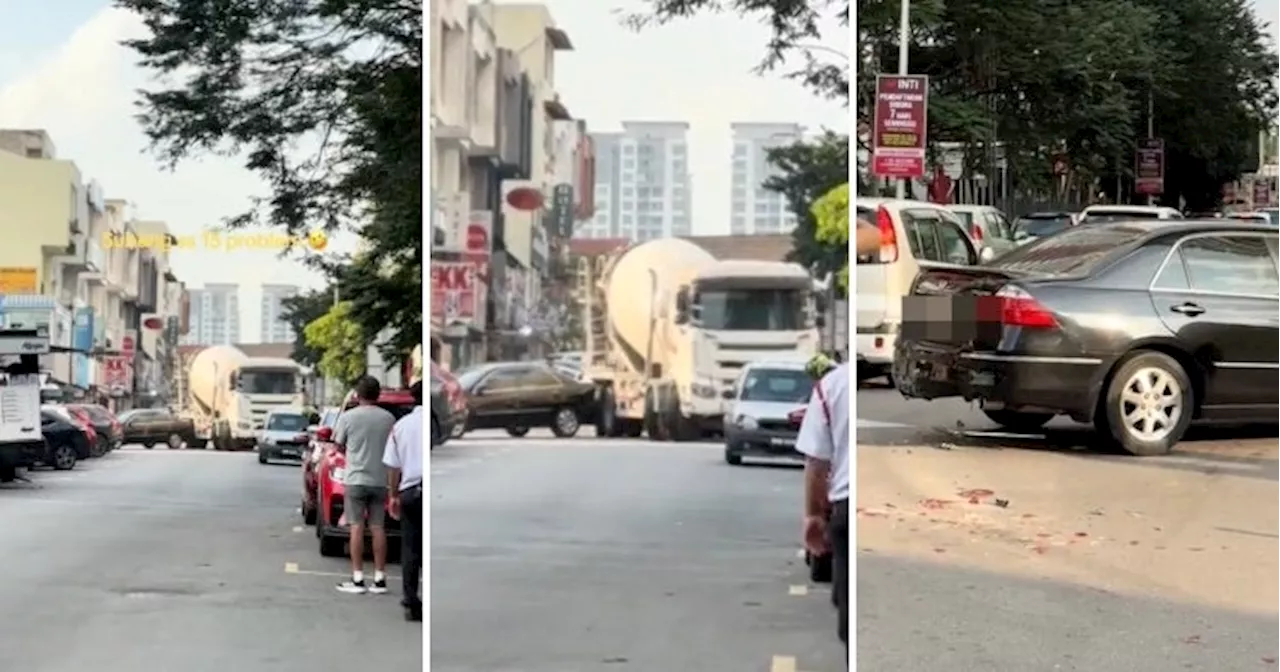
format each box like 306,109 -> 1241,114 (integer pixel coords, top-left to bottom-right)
857,443 -> 1278,616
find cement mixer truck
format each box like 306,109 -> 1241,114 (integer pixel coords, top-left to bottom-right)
178,346 -> 306,450
580,237 -> 823,441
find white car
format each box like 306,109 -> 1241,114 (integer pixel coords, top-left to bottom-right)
855,198 -> 991,384
722,359 -> 814,465
1078,204 -> 1184,223
945,204 -> 1019,255
256,408 -> 311,463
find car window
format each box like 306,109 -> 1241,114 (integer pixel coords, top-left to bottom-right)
1015,215 -> 1073,239
983,211 -> 1007,239
934,218 -> 977,264
739,368 -> 813,403
1175,235 -> 1278,296
479,367 -> 524,391
902,211 -> 945,261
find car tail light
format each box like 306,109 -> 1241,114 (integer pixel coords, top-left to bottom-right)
876,207 -> 899,263
969,224 -> 984,244
996,285 -> 1057,329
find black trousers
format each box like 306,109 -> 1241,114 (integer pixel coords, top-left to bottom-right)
401,486 -> 423,610
830,498 -> 849,652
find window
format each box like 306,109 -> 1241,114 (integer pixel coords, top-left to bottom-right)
672,144 -> 686,156
622,187 -> 634,196
623,145 -> 635,155
622,215 -> 633,225
992,226 -> 1141,275
673,161 -> 686,173
624,159 -> 635,169
1157,235 -> 1279,296
518,367 -> 562,387
902,210 -> 975,265
733,143 -> 747,157
476,367 -> 523,391
983,211 -> 1011,239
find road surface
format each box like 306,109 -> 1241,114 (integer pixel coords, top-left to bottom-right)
432,429 -> 846,672
0,447 -> 421,672
856,387 -> 1279,670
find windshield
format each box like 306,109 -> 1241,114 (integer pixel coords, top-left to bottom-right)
266,414 -> 308,431
740,368 -> 814,403
696,288 -> 806,330
454,367 -> 488,390
238,370 -> 297,394
1015,215 -> 1073,238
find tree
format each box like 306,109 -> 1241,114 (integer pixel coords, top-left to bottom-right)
763,132 -> 849,287
811,183 -> 849,291
118,0 -> 422,359
281,288 -> 336,367
303,302 -> 367,387
626,0 -> 849,103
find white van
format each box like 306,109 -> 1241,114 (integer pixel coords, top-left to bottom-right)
855,198 -> 992,383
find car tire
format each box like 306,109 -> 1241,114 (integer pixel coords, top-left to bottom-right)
723,444 -> 743,465
51,443 -> 77,471
621,420 -> 644,438
318,529 -> 346,557
302,500 -> 317,526
431,415 -> 442,449
506,426 -> 530,438
143,442 -> 155,449
807,550 -> 834,583
1099,350 -> 1193,456
981,409 -> 1054,432
258,451 -> 268,464
167,433 -> 184,450
550,407 -> 580,438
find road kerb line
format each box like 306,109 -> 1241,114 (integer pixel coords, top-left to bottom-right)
770,655 -> 797,672
284,562 -> 402,581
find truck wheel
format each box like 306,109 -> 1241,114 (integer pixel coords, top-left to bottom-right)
621,420 -> 644,438
662,391 -> 698,442
644,389 -> 665,441
596,388 -> 618,437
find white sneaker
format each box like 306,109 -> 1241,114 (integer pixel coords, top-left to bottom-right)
336,579 -> 367,594
369,578 -> 388,595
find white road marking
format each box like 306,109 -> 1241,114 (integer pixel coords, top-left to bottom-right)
291,526 -> 304,533
856,418 -> 916,430
770,656 -> 797,672
284,562 -> 402,580
788,585 -> 808,596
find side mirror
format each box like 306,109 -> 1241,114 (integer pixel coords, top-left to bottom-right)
979,246 -> 997,263
674,287 -> 690,324
315,426 -> 333,442
720,389 -> 736,400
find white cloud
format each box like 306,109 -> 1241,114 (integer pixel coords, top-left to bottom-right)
0,7 -> 354,340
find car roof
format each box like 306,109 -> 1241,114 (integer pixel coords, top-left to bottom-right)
1084,219 -> 1275,238
266,408 -> 307,416
945,204 -> 997,213
855,197 -> 940,212
743,359 -> 810,371
1081,204 -> 1181,214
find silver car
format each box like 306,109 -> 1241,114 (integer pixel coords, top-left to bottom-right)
256,409 -> 311,464
722,360 -> 814,466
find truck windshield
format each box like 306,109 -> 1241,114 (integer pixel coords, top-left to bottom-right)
696,289 -> 805,330
238,370 -> 297,394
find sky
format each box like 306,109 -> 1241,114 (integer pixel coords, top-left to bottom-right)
542,0 -> 849,234
0,0 -> 846,338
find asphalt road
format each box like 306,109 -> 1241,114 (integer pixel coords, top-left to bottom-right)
0,446 -> 421,672
432,429 -> 847,672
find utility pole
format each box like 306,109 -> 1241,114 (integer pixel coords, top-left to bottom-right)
894,0 -> 911,200
1146,88 -> 1156,206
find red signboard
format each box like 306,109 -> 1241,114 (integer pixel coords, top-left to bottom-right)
871,74 -> 929,178
430,261 -> 481,322
104,357 -> 128,387
1135,138 -> 1165,195
1249,180 -> 1269,207
121,330 -> 136,355
464,211 -> 491,268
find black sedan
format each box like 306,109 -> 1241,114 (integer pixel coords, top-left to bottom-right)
894,220 -> 1278,456
454,361 -> 598,438
40,410 -> 88,471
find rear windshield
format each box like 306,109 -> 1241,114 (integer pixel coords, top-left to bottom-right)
988,226 -> 1143,275
1015,215 -> 1072,238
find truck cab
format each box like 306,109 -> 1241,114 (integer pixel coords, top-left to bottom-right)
0,327 -> 51,481
236,357 -> 306,430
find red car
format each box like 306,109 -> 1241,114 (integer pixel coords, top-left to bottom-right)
314,389 -> 417,557
300,407 -> 341,526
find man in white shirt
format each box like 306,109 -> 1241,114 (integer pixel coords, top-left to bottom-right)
797,362 -> 850,656
384,380 -> 424,622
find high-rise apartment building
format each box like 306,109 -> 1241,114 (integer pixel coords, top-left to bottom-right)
181,284 -> 240,346
582,122 -> 692,241
729,123 -> 803,235
259,284 -> 300,344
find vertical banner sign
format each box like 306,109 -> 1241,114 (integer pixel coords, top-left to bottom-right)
871,74 -> 929,178
465,211 -> 492,264
73,308 -> 94,389
1249,179 -> 1269,208
430,262 -> 477,322
1134,138 -> 1165,195
551,184 -> 575,239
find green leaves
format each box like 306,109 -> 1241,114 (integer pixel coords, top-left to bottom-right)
302,301 -> 368,388
119,0 -> 422,360
811,183 -> 849,291
762,132 -> 849,292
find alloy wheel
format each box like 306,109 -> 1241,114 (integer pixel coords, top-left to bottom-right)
1119,366 -> 1182,443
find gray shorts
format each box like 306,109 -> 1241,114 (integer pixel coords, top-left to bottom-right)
344,484 -> 387,527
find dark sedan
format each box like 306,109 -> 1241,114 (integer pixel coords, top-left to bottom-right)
454,361 -> 598,438
119,408 -> 200,449
894,220 -> 1278,456
40,410 -> 87,470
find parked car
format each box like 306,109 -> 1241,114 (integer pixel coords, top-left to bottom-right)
1263,209 -> 1279,227
453,361 -> 598,438
42,405 -> 97,459
894,220 -> 1278,456
256,409 -> 311,464
430,361 -> 468,443
119,408 -> 200,449
1226,211 -> 1271,224
1012,212 -> 1078,245
67,403 -> 122,456
855,198 -> 994,384
946,204 -> 1019,256
300,407 -> 340,526
1078,204 -> 1184,223
39,410 -> 87,470
722,360 -> 814,465
314,389 -> 417,557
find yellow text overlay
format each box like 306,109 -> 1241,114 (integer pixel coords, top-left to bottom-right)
102,230 -> 320,253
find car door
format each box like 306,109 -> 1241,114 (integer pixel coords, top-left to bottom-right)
121,410 -> 155,442
466,367 -> 527,429
512,366 -> 572,424
1149,232 -> 1279,416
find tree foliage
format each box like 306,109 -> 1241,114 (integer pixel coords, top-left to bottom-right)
811,183 -> 849,291
303,301 -> 367,387
280,287 -> 335,366
626,0 -> 849,103
762,132 -> 849,288
857,0 -> 1278,209
118,0 -> 422,358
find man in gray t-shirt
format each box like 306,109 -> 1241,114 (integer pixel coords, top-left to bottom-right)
332,376 -> 397,594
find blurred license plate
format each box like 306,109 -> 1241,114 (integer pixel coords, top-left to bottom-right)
770,437 -> 795,447
282,448 -> 300,457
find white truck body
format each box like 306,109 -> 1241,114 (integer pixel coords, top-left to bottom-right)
182,347 -> 305,449
0,328 -> 49,477
583,238 -> 820,440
